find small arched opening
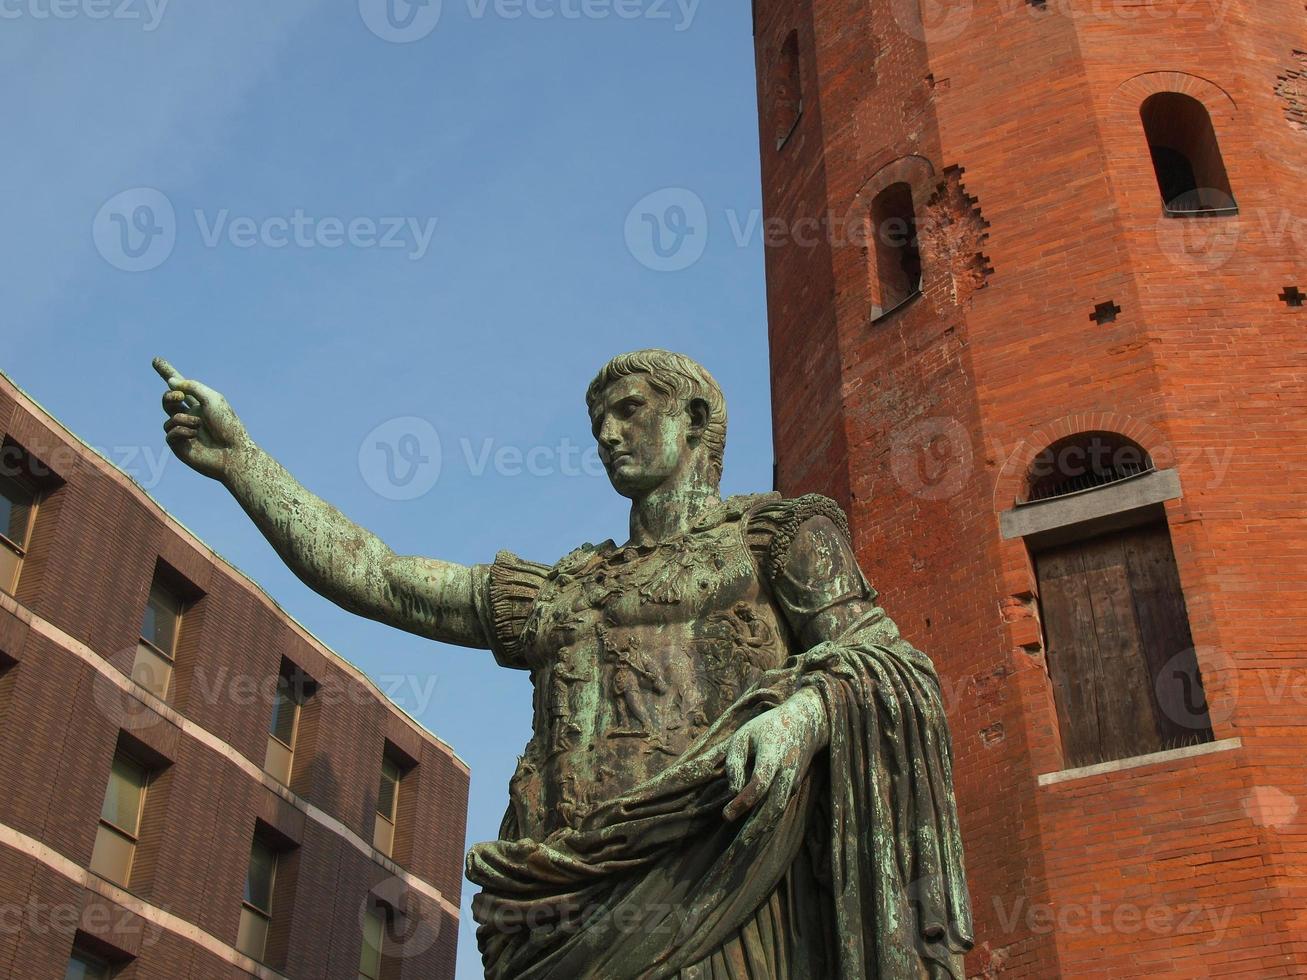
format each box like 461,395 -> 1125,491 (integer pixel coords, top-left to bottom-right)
771,30 -> 803,150
867,181 -> 923,320
1140,92 -> 1237,216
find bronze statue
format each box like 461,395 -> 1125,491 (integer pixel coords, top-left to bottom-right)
154,349 -> 973,979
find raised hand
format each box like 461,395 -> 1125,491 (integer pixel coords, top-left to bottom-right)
153,357 -> 251,482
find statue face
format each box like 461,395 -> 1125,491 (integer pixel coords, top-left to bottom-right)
590,374 -> 694,498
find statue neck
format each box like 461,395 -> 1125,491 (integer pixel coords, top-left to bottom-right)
626,482 -> 722,547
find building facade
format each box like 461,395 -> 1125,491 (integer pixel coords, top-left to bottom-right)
753,2 -> 1306,976
0,372 -> 468,979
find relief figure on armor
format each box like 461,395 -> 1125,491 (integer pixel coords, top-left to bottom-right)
152,349 -> 973,979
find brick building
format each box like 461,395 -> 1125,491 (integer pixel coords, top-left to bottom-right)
0,371 -> 468,979
753,2 -> 1306,976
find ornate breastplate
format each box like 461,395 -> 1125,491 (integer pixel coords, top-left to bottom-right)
508,498 -> 791,839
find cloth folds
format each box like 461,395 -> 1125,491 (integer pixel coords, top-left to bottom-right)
468,604 -> 973,979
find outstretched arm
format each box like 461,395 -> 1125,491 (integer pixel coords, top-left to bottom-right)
153,358 -> 489,648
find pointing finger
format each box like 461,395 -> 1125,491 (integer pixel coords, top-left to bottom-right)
152,358 -> 201,412
152,357 -> 181,383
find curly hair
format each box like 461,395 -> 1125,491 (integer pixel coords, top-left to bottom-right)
586,349 -> 728,483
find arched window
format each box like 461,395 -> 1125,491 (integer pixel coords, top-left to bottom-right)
771,30 -> 802,150
868,182 -> 922,320
1017,433 -> 1213,768
1024,431 -> 1153,503
1140,93 -> 1237,216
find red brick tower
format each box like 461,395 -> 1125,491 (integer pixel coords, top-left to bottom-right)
754,2 -> 1307,975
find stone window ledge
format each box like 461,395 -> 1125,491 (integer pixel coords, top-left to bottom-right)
1037,737 -> 1242,786
1000,468 -> 1182,547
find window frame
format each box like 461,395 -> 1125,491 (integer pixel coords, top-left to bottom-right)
237,837 -> 279,962
0,471 -> 40,596
372,754 -> 403,856
772,29 -> 804,151
131,575 -> 186,699
1140,91 -> 1238,219
866,181 -> 924,322
65,946 -> 115,979
264,668 -> 307,785
89,751 -> 151,888
357,903 -> 388,980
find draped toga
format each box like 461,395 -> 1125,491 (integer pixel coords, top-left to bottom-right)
464,492 -> 973,979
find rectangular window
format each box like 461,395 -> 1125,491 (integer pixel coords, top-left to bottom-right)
372,755 -> 403,856
0,471 -> 39,597
237,837 -> 278,962
65,948 -> 113,979
89,752 -> 149,888
263,667 -> 306,785
358,905 -> 386,980
131,574 -> 185,699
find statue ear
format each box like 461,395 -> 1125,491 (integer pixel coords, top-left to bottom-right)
686,398 -> 710,442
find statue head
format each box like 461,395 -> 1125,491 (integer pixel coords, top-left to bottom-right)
586,350 -> 727,499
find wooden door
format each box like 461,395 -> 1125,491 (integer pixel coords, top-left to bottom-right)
1035,521 -> 1211,769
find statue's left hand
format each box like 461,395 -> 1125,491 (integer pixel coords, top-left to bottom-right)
722,687 -> 829,822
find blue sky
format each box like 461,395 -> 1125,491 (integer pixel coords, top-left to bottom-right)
2,2 -> 769,973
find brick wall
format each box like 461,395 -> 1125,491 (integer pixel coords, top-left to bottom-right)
0,373 -> 468,979
755,1 -> 1307,975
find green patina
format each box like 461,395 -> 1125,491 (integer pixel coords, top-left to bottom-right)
153,350 -> 973,979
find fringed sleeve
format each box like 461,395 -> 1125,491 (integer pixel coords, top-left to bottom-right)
475,549 -> 551,671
